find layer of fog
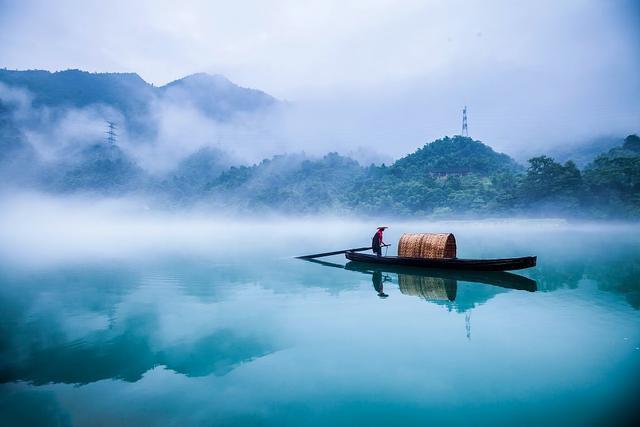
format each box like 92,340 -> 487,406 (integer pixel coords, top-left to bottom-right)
2,193 -> 638,267
0,82 -> 127,163
3,72 -> 635,180
1,0 -> 639,164
0,80 -> 396,173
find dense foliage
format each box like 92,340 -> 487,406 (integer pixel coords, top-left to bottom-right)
194,135 -> 639,218
0,69 -> 638,219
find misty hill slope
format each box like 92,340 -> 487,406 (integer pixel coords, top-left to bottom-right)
204,152 -> 363,212
546,135 -> 623,167
601,134 -> 640,158
341,137 -> 523,216
0,68 -> 282,184
174,133 -> 639,217
0,69 -> 154,117
0,68 -> 637,218
583,135 -> 640,216
0,99 -> 24,157
160,73 -> 277,120
158,147 -> 233,199
0,99 -> 40,185
195,138 -> 523,214
391,136 -> 521,177
0,69 -> 279,125
50,143 -> 144,194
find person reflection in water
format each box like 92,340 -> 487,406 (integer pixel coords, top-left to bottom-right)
372,270 -> 389,298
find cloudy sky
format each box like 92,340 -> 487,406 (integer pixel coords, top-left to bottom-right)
1,0 -> 639,159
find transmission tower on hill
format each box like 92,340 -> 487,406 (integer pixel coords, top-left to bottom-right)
106,121 -> 117,145
461,106 -> 468,137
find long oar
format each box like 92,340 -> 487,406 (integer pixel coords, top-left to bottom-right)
296,246 -> 372,259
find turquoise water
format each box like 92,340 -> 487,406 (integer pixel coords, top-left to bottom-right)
0,222 -> 639,426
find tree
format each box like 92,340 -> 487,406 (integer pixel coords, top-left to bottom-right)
520,156 -> 583,212
583,148 -> 640,218
623,134 -> 640,152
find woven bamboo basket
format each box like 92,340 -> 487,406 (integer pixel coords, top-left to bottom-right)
397,233 -> 457,259
398,274 -> 457,301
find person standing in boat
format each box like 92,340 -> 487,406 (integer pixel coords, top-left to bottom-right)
372,225 -> 388,256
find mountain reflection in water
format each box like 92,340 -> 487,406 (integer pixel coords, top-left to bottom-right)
0,265 -> 276,387
0,226 -> 639,427
0,328 -> 272,386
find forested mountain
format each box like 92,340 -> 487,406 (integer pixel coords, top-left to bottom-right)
546,136 -> 622,167
205,152 -> 364,212
0,69 -> 278,135
179,135 -> 638,218
0,69 -> 275,115
160,73 -> 276,120
583,135 -> 640,217
156,147 -> 233,200
0,99 -> 24,160
48,143 -> 145,194
0,69 -> 637,218
0,68 -> 280,192
0,69 -> 153,114
391,136 -> 520,176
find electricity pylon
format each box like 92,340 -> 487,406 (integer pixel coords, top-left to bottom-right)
106,121 -> 117,144
461,106 -> 468,137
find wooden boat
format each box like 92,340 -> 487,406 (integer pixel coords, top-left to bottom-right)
345,251 -> 536,272
299,232 -> 537,273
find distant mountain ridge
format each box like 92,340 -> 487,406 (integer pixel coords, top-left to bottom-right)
0,68 -> 278,123
160,73 -> 276,119
0,69 -> 638,218
0,69 -> 153,117
545,136 -> 623,167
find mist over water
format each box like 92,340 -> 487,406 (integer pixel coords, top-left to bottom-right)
3,192 -> 637,266
1,1 -> 639,425
1,194 -> 639,426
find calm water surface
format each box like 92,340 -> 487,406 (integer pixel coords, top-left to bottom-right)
0,222 -> 639,426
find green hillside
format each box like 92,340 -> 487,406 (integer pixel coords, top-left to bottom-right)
391,136 -> 521,177
0,70 -> 637,218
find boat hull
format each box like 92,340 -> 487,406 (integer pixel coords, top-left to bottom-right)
345,251 -> 536,271
344,261 -> 537,291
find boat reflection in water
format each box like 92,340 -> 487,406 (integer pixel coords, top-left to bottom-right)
302,257 -> 537,317
396,270 -> 457,301
344,261 -> 537,302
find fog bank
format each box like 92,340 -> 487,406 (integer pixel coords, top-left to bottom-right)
2,193 -> 638,267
